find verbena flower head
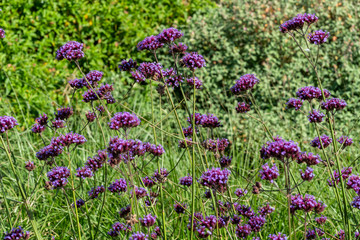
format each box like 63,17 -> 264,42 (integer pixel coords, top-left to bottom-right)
248,215 -> 266,232
0,116 -> 18,133
131,70 -> 146,83
163,69 -> 184,88
347,175 -> 360,194
142,176 -> 157,188
199,168 -> 231,192
170,42 -> 188,54
31,123 -> 46,134
55,107 -> 73,120
140,214 -> 157,227
308,30 -> 330,45
202,138 -> 230,153
182,125 -> 196,137
138,62 -> 163,79
260,137 -> 301,161
307,109 -> 325,123
174,202 -> 188,213
137,35 -> 164,51
337,136 -> 353,148
0,28 -> 5,39
69,78 -> 84,89
86,111 -> 96,122
75,166 -> 93,179
119,205 -> 131,218
85,149 -> 107,172
297,152 -> 321,166
300,167 -> 314,181
219,156 -> 232,168
235,224 -> 252,239
269,232 -> 288,240
236,102 -> 251,113
352,196 -> 360,209
36,142 -> 64,160
25,161 -> 35,171
321,98 -> 347,112
181,52 -> 206,70
187,113 -> 204,125
129,231 -> 149,240
258,203 -> 275,216
52,120 -> 66,129
296,86 -> 330,101
88,186 -> 105,199
286,98 -> 303,111
83,70 -> 103,88
200,114 -> 221,128
132,186 -> 148,199
3,226 -> 30,240
52,132 -> 87,147
230,74 -> 259,94
119,58 -> 137,71
290,194 -> 321,213
157,27 -> 183,43
107,222 -> 132,237
35,113 -> 48,126
153,168 -> 169,182
231,214 -> 242,225
186,76 -> 203,89
108,112 -> 141,130
335,230 -> 345,240
56,41 -> 84,61
259,163 -> 279,183
279,13 -> 318,33
147,144 -> 165,156
47,166 -> 70,189
310,135 -> 332,149
315,215 -> 327,225
72,199 -> 85,209
179,175 -> 193,186
235,188 -> 248,198
108,178 -> 127,193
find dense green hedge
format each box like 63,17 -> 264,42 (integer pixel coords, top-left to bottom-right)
0,0 -> 213,123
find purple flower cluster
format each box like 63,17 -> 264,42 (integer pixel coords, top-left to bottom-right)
0,28 -> 5,39
85,149 -> 107,172
108,178 -> 127,193
119,59 -> 137,71
337,136 -> 353,148
86,111 -> 96,122
0,116 -> 18,133
131,186 -> 148,199
138,62 -> 163,80
268,233 -> 288,240
131,70 -> 147,83
307,109 -> 325,123
230,74 -> 259,94
347,175 -> 360,194
186,77 -> 203,89
300,167 -> 314,181
107,222 -> 132,237
286,98 -> 303,111
259,163 -> 279,183
310,135 -> 332,149
235,188 -> 248,198
72,199 -> 85,209
200,114 -> 221,128
315,215 -> 327,225
174,202 -> 188,213
351,196 -> 360,209
179,175 -> 193,187
25,161 -> 35,171
137,35 -> 164,51
52,120 -> 66,129
321,98 -> 347,112
219,156 -> 232,168
140,214 -> 157,227
36,140 -> 64,160
163,68 -> 184,88
279,13 -> 318,33
258,203 -> 275,216
328,167 -> 352,187
88,186 -> 105,199
202,138 -> 230,153
129,232 -> 149,240
297,152 -> 321,166
181,52 -> 206,70
55,107 -> 74,120
47,167 -> 70,189
199,168 -> 231,192
248,215 -> 266,232
260,136 -> 301,161
56,41 -> 84,61
235,224 -> 252,239
157,27 -> 183,43
170,42 -> 188,54
296,86 -> 330,101
308,30 -> 330,45
52,132 -> 87,147
82,83 -> 114,103
290,194 -> 326,213
3,226 -> 30,240
236,102 -> 251,113
108,112 -> 141,130
75,166 -> 93,179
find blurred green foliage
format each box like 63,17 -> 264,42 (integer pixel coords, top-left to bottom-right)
0,0 -> 214,123
181,0 -> 360,140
